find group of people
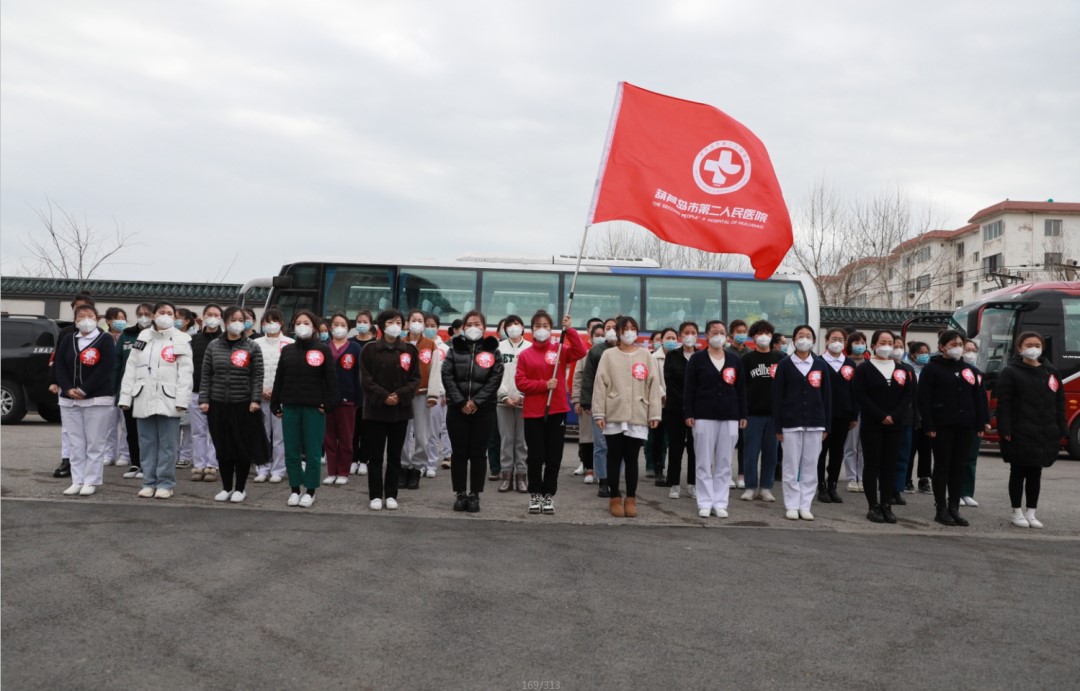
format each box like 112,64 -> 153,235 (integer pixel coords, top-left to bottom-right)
50,292 -> 1066,527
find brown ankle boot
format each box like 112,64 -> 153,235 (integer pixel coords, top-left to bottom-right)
609,496 -> 625,517
498,471 -> 512,492
515,473 -> 528,493
624,496 -> 638,518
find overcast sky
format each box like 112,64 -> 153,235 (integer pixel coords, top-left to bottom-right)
2,1 -> 1078,284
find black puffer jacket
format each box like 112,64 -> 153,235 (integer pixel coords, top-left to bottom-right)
270,339 -> 338,414
996,357 -> 1066,467
441,335 -> 503,410
359,338 -> 419,423
199,335 -> 263,405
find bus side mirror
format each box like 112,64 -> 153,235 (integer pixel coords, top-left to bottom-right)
272,275 -> 294,289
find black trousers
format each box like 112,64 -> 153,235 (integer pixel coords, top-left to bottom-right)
351,404 -> 365,463
447,406 -> 496,494
908,426 -> 933,481
365,419 -> 408,500
736,428 -> 744,475
818,417 -> 851,485
930,425 -> 973,507
860,424 -> 902,507
648,416 -> 667,475
1008,465 -> 1042,509
579,442 -> 594,470
664,409 -> 696,486
208,401 -> 265,493
122,406 -> 141,467
525,414 -> 566,496
606,432 -> 643,498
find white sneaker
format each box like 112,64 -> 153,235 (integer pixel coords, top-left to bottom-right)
123,468 -> 139,479
688,485 -> 697,499
785,509 -> 799,520
79,484 -> 96,496
736,478 -> 745,489
321,456 -> 327,465
714,508 -> 728,518
669,486 -> 680,499
799,509 -> 814,521
135,471 -> 144,479
847,480 -> 859,492
115,459 -> 130,467
154,488 -> 172,499
299,493 -> 314,508
425,468 -> 436,478
358,463 -> 369,476
137,487 -> 155,498
1011,509 -> 1029,528
229,491 -> 245,503
573,463 -> 585,476
103,458 -> 115,466
760,489 -> 776,502
335,476 -> 348,485
214,490 -> 232,502
697,508 -> 710,518
961,496 -> 978,507
370,498 -> 384,510
385,497 -> 398,510
729,479 -> 736,489
856,482 -> 864,492
287,493 -> 301,507
1025,508 -> 1043,529
63,484 -> 81,496
740,489 -> 755,501
269,475 -> 283,483
583,471 -> 595,484
349,462 -> 359,475
322,475 -> 336,485
253,474 -> 268,483
528,494 -> 542,514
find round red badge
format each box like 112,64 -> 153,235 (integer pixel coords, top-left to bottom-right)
840,365 -> 854,381
807,370 -> 822,388
632,362 -> 648,381
475,351 -> 495,369
306,350 -> 325,367
1049,375 -> 1059,392
892,369 -> 907,386
341,353 -> 355,370
723,367 -> 736,385
419,349 -> 432,364
399,352 -> 412,371
160,345 -> 176,363
79,347 -> 100,366
544,350 -> 559,366
230,350 -> 250,368
768,364 -> 778,378
961,368 -> 976,385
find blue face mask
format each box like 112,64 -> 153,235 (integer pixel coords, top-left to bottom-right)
112,320 -> 127,331
915,353 -> 930,366
319,332 -> 330,342
423,327 -> 437,339
662,341 -> 680,352
852,344 -> 867,355
356,323 -> 371,334
174,320 -> 184,330
243,320 -> 254,331
734,333 -> 749,344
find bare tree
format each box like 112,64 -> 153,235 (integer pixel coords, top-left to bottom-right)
581,221 -> 747,272
19,198 -> 138,279
789,176 -> 853,303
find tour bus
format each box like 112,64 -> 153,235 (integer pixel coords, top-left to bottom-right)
951,281 -> 1080,457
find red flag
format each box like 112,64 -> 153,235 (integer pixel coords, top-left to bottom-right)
588,83 -> 793,279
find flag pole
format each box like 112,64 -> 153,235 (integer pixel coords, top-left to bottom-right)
543,224 -> 589,420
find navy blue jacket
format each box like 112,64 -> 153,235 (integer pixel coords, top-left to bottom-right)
682,350 -> 747,421
917,356 -> 989,432
822,355 -> 859,421
56,330 -> 117,400
853,360 -> 914,429
771,354 -> 832,429
331,340 -> 363,404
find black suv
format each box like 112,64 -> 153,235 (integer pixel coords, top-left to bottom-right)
1,314 -> 61,424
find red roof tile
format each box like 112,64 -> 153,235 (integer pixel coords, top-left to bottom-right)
968,200 -> 1080,224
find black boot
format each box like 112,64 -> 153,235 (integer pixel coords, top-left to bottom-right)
406,468 -> 421,490
818,483 -> 833,504
453,492 -> 468,512
654,467 -> 669,486
948,503 -> 969,527
466,493 -> 480,513
53,458 -> 71,478
881,504 -> 897,524
891,491 -> 907,506
918,478 -> 932,493
935,504 -> 957,526
867,505 -> 885,523
828,481 -> 843,503
398,471 -> 409,489
598,482 -> 611,498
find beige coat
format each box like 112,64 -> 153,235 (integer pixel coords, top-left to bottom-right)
591,346 -> 663,426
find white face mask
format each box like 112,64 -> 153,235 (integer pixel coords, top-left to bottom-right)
356,322 -> 371,334
620,330 -> 638,345
708,334 -> 727,349
945,346 -> 964,360
890,349 -> 905,361
331,326 -> 348,340
604,328 -> 617,343
203,316 -> 222,331
682,335 -> 697,347
875,346 -> 894,360
76,318 -> 97,333
226,321 -> 245,336
154,314 -> 174,330
961,351 -> 977,365
826,341 -> 845,354
409,321 -> 424,335
263,323 -> 282,336
592,336 -> 605,346
1021,347 -> 1042,361
137,315 -> 153,329
383,324 -> 402,339
464,326 -> 483,341
755,334 -> 772,349
294,324 -> 314,340
532,328 -> 550,343
794,337 -> 814,353
506,325 -> 524,339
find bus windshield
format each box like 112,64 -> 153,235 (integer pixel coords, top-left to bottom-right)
975,306 -> 1023,376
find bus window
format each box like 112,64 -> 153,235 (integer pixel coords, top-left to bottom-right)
645,277 -> 721,331
274,292 -> 317,327
979,307 -> 1022,376
1064,297 -> 1080,354
726,280 -> 807,337
399,267 -> 477,322
286,264 -> 320,290
322,265 -> 395,319
573,274 -> 641,324
481,271 -> 559,325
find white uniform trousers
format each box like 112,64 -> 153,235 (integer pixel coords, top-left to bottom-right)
258,400 -> 287,477
843,416 -> 864,483
401,396 -> 431,470
63,404 -> 111,486
103,405 -> 130,463
189,392 -> 219,470
782,429 -> 824,511
426,398 -> 449,470
60,395 -> 71,459
692,419 -> 738,512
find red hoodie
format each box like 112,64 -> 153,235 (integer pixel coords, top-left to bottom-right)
514,328 -> 588,419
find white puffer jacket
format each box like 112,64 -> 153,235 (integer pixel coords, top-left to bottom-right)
497,337 -> 531,405
119,327 -> 194,418
255,334 -> 295,391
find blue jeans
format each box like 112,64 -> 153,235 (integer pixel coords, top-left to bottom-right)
591,415 -> 607,480
895,425 -> 912,494
743,415 -> 777,490
138,415 -> 180,490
